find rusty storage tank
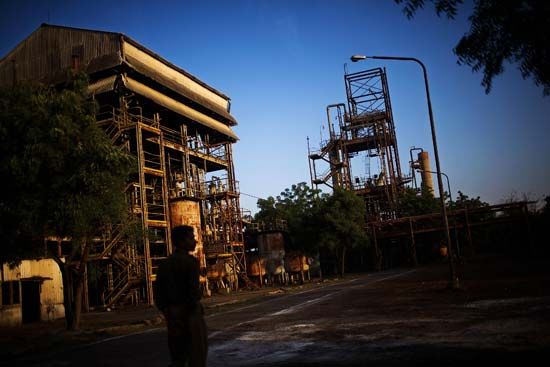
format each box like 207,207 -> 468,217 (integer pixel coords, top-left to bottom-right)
285,252 -> 309,272
169,199 -> 206,269
418,151 -> 434,195
207,257 -> 228,280
206,254 -> 231,291
247,255 -> 267,277
257,231 -> 285,276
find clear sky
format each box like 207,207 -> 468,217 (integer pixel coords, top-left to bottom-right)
1,0 -> 549,213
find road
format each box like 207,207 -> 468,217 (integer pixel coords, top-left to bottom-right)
21,263 -> 550,366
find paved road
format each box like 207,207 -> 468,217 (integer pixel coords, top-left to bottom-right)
24,269 -> 413,366
21,264 -> 550,366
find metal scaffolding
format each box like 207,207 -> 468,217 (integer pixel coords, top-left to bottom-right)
309,67 -> 409,221
89,102 -> 247,308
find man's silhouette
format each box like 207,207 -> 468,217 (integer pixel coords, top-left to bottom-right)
155,225 -> 207,367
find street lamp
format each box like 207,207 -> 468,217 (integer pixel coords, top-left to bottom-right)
351,54 -> 459,289
417,168 -> 461,257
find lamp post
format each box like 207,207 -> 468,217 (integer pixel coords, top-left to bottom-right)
351,54 -> 459,289
417,168 -> 461,257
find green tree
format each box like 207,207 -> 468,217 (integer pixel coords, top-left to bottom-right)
318,189 -> 369,277
453,190 -> 489,210
398,187 -> 440,216
0,74 -> 134,330
395,0 -> 550,95
255,184 -> 369,277
255,196 -> 282,226
255,182 -> 324,255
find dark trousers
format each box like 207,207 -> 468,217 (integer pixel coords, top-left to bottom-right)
165,304 -> 208,367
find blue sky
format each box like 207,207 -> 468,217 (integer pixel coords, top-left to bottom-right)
1,0 -> 549,213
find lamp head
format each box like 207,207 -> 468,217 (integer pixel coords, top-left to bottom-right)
350,55 -> 367,62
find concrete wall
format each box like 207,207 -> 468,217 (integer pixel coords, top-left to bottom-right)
0,306 -> 22,327
0,259 -> 65,326
22,259 -> 65,321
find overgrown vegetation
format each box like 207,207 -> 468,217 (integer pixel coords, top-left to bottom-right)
398,187 -> 439,217
395,0 -> 550,95
0,73 -> 134,329
255,183 -> 368,276
255,181 -> 550,275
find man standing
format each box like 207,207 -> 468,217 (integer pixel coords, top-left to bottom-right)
154,225 -> 207,367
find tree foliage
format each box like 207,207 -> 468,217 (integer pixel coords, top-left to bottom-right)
395,0 -> 550,95
255,183 -> 369,275
398,187 -> 440,216
317,189 -> 368,252
0,73 -> 134,328
255,182 -> 324,255
452,190 -> 489,210
317,189 -> 369,276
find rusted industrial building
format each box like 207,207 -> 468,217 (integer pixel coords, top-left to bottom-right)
308,67 -> 534,271
308,68 -> 410,221
0,24 -> 246,310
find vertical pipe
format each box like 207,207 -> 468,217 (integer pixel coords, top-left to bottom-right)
418,151 -> 434,195
136,123 -> 153,305
409,147 -> 423,190
307,137 -> 315,189
158,117 -> 172,254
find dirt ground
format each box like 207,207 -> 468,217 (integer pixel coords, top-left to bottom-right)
2,253 -> 550,366
205,253 -> 550,366
0,273 -> 334,361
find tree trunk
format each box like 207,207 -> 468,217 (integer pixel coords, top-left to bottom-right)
73,274 -> 85,329
50,247 -> 75,331
59,262 -> 75,330
72,239 -> 91,330
340,246 -> 346,278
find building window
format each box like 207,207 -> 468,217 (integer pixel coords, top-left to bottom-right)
1,281 -> 20,306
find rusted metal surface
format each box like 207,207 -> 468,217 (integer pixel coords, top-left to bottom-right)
256,232 -> 286,284
257,232 -> 285,255
367,202 -> 533,266
0,24 -> 237,127
285,252 -> 310,273
309,68 -> 410,221
418,151 -> 434,195
170,199 -> 206,269
123,41 -> 235,124
246,256 -> 267,277
0,24 -> 120,87
122,76 -> 238,141
1,24 -> 248,308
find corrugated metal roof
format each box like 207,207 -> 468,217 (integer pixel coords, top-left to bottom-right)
39,24 -> 232,101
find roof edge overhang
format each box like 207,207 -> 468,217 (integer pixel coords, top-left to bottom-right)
0,24 -> 237,126
121,35 -> 231,102
121,40 -> 237,126
88,75 -> 238,142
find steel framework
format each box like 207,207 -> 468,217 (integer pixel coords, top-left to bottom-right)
309,67 -> 409,221
87,101 -> 247,308
0,24 -> 248,310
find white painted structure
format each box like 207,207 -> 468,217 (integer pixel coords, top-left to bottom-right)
0,259 -> 64,327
